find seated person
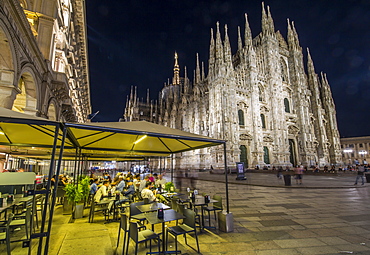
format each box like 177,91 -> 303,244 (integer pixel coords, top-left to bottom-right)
115,181 -> 136,205
139,175 -> 150,193
141,182 -> 167,203
90,179 -> 99,194
94,181 -> 109,202
155,174 -> 167,188
115,176 -> 126,193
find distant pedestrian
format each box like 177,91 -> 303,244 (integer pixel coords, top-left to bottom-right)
277,166 -> 283,179
354,165 -> 365,185
294,165 -> 304,185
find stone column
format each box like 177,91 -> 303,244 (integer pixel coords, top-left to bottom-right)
0,70 -> 17,109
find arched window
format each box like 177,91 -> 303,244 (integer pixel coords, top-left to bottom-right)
261,114 -> 266,129
238,109 -> 245,126
284,98 -> 290,113
263,146 -> 270,164
240,145 -> 248,166
280,58 -> 288,82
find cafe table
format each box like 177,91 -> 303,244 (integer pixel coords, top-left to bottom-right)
136,202 -> 170,213
190,195 -> 218,230
0,195 -> 35,220
144,209 -> 185,254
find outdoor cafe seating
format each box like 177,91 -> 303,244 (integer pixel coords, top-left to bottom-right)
113,186 -> 223,254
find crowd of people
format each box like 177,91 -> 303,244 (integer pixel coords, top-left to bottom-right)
88,172 -> 170,205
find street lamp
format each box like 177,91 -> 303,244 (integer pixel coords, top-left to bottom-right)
343,149 -> 353,165
359,150 -> 367,164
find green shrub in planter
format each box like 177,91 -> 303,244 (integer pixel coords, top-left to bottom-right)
164,181 -> 175,192
64,177 -> 90,204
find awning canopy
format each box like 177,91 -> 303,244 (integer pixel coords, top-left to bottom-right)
0,108 -> 224,159
0,107 -> 73,149
65,121 -> 224,156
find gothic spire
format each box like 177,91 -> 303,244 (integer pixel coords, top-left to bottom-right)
134,86 -> 137,107
244,13 -> 252,47
201,61 -> 205,81
215,22 -> 224,66
224,24 -> 232,64
195,53 -> 201,84
208,28 -> 215,78
237,26 -> 243,51
266,5 -> 275,34
287,19 -> 300,50
173,52 -> 180,85
261,2 -> 268,35
146,88 -> 150,105
307,48 -> 316,75
184,66 -> 189,94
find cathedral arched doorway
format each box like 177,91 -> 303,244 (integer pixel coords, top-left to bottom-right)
263,146 -> 270,164
12,72 -> 37,115
239,145 -> 248,167
289,139 -> 297,166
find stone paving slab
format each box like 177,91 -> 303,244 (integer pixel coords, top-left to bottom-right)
2,176 -> 370,254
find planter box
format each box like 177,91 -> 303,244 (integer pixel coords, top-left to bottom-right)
74,204 -> 84,219
218,211 -> 234,232
63,199 -> 73,215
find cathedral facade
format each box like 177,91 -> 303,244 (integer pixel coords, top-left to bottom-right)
0,0 -> 90,122
124,4 -> 342,170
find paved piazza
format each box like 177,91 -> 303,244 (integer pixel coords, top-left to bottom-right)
2,174 -> 370,254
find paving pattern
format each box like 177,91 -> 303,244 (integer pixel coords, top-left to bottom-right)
2,173 -> 370,254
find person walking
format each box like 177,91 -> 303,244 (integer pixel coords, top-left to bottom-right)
354,165 -> 365,185
294,165 -> 304,185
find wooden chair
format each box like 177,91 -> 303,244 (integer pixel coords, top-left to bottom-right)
166,208 -> 200,254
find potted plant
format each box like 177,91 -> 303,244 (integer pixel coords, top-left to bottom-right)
164,181 -> 175,192
64,177 -> 90,218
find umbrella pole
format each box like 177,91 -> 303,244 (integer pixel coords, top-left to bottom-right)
223,142 -> 229,214
171,154 -> 174,183
37,125 -> 60,255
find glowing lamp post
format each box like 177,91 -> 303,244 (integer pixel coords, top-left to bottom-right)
343,149 -> 353,165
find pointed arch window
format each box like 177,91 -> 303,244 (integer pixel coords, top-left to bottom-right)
238,109 -> 245,126
280,58 -> 288,82
240,145 -> 248,166
261,114 -> 266,129
263,146 -> 270,164
284,98 -> 290,113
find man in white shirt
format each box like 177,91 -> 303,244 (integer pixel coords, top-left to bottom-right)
155,174 -> 167,187
141,182 -> 157,203
139,175 -> 150,193
94,181 -> 109,202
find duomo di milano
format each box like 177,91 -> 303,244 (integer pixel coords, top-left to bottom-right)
0,0 -> 91,122
124,3 -> 343,169
1,0 -> 343,169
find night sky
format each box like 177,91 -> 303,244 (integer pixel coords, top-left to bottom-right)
85,0 -> 370,138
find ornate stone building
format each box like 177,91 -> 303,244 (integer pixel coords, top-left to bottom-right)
340,136 -> 370,166
124,4 -> 342,170
0,0 -> 90,122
